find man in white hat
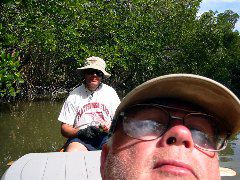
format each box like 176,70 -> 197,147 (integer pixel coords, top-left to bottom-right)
58,56 -> 120,152
100,74 -> 240,179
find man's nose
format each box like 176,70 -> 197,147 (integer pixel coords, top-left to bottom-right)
160,125 -> 195,150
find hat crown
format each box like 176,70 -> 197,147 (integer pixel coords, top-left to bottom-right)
85,56 -> 106,69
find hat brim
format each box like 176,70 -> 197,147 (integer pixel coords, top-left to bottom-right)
77,66 -> 111,78
114,74 -> 240,136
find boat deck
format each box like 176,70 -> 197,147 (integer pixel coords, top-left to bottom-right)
1,151 -> 101,180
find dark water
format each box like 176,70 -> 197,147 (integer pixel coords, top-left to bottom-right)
0,101 -> 65,177
0,101 -> 239,178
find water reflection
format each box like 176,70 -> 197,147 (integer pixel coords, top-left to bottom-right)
220,134 -> 240,176
0,101 -> 239,177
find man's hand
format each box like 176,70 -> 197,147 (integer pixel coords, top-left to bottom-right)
61,123 -> 79,138
99,124 -> 109,133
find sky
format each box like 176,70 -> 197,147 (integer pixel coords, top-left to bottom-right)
198,0 -> 240,31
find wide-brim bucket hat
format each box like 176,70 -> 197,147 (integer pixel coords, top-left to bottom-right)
78,56 -> 111,78
113,74 -> 240,137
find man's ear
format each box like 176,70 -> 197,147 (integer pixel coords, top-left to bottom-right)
100,143 -> 109,179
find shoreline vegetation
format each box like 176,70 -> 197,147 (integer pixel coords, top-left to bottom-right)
1,0 -> 240,103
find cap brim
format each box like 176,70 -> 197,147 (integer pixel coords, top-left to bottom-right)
115,74 -> 240,136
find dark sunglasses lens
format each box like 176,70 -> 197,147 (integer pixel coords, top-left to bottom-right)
86,69 -> 103,77
96,71 -> 103,77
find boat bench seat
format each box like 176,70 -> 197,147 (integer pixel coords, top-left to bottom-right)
1,151 -> 102,180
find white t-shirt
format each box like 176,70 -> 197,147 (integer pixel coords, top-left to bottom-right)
58,83 -> 121,130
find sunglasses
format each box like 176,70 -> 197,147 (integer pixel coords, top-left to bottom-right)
110,104 -> 230,152
85,69 -> 103,77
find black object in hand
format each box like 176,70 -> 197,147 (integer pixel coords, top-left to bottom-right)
77,126 -> 102,141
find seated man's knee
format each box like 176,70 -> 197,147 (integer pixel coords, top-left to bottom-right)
66,142 -> 88,152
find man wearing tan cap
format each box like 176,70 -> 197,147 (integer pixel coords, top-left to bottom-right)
58,56 -> 120,152
100,74 -> 240,179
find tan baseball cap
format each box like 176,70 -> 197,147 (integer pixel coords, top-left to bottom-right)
78,56 -> 111,78
114,74 -> 240,136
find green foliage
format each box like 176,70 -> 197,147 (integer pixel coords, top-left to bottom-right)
0,51 -> 24,98
1,0 -> 240,101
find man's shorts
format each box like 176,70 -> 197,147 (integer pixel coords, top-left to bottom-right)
64,134 -> 108,151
